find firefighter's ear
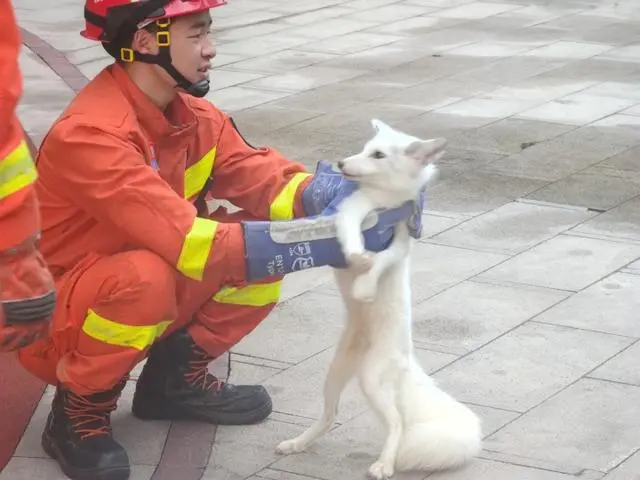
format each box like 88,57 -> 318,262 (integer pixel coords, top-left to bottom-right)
131,28 -> 159,55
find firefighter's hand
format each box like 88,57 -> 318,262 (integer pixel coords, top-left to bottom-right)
300,160 -> 356,217
240,201 -> 415,282
0,238 -> 56,352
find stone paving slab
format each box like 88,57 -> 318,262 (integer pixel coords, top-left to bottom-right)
6,0 -> 640,479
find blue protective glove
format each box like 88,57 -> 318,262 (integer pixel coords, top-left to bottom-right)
241,201 -> 415,282
301,160 -> 424,238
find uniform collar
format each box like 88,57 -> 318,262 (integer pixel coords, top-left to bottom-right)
109,63 -> 197,145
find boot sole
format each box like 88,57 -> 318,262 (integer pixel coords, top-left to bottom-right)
132,397 -> 273,425
42,430 -> 130,480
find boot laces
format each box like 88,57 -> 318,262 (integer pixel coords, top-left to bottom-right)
184,347 -> 225,392
64,390 -> 119,440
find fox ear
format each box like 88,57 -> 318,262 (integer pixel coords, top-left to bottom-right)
371,118 -> 389,132
405,138 -> 447,164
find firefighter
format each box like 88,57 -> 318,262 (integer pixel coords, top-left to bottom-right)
0,0 -> 56,353
16,1 -> 425,479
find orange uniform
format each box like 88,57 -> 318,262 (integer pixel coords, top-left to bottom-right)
0,0 -> 55,352
17,63 -> 312,393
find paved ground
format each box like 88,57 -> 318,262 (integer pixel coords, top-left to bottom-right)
3,0 -> 640,478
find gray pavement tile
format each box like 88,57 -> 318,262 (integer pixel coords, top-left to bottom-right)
432,322 -> 633,412
486,78 -> 597,103
217,23 -> 293,42
206,86 -> 294,113
523,171 -> 640,211
522,40 -> 613,59
435,96 -> 540,125
223,50 -> 339,75
422,170 -> 548,217
0,457 -> 155,480
432,2 -> 522,19
622,259 -> 640,275
278,6 -> 357,26
284,18 -> 379,40
207,69 -> 266,91
447,118 -> 575,155
295,31 -> 404,55
363,15 -> 457,36
412,279 -> 570,355
421,213 -> 469,238
446,56 -> 567,90
602,449 -> 640,480
430,201 -> 596,255
228,359 -> 283,386
485,378 -> 640,473
590,341 -> 640,386
320,242 -> 508,306
268,409 -> 429,480
241,65 -> 367,93
217,33 -> 314,58
265,81 -> 395,113
263,347 -> 366,423
343,4 -> 431,23
592,114 -> 640,128
570,196 -> 640,242
228,105 -> 322,138
205,419 -> 305,479
595,144 -> 640,173
425,458 -> 584,479
537,57 -> 640,83
533,272 -> 640,338
575,22 -> 640,45
515,93 -> 637,126
476,234 -> 640,292
231,291 -> 346,364
249,469 -> 328,480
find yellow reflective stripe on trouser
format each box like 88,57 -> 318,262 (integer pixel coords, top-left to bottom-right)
82,309 -> 172,351
0,140 -> 37,200
213,280 -> 282,307
269,172 -> 312,221
177,217 -> 218,281
184,146 -> 216,200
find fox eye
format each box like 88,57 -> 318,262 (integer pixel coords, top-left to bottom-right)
371,150 -> 385,159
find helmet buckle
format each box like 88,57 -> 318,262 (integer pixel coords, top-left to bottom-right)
120,48 -> 135,63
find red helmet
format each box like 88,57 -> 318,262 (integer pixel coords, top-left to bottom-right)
82,0 -> 226,42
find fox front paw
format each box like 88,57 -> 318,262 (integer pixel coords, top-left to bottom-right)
367,461 -> 394,480
347,251 -> 374,273
275,438 -> 306,455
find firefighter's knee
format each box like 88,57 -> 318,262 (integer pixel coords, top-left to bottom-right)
114,250 -> 177,322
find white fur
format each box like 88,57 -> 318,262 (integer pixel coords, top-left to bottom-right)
275,119 -> 482,479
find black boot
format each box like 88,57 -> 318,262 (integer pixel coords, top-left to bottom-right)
41,379 -> 130,480
132,329 -> 272,425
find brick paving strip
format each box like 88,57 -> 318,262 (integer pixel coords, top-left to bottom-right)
0,27 -> 231,479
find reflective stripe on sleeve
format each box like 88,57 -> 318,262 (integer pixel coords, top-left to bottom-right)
184,146 -> 216,200
0,140 -> 37,200
177,217 -> 218,281
269,172 -> 312,221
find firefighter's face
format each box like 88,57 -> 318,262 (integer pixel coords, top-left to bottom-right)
133,11 -> 216,88
168,12 -> 216,84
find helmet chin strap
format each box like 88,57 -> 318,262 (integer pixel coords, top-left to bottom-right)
120,18 -> 210,98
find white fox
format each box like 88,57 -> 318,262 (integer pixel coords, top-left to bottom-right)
275,119 -> 482,479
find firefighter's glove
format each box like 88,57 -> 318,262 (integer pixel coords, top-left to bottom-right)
301,159 -> 424,238
0,237 -> 56,352
241,200 -> 415,282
